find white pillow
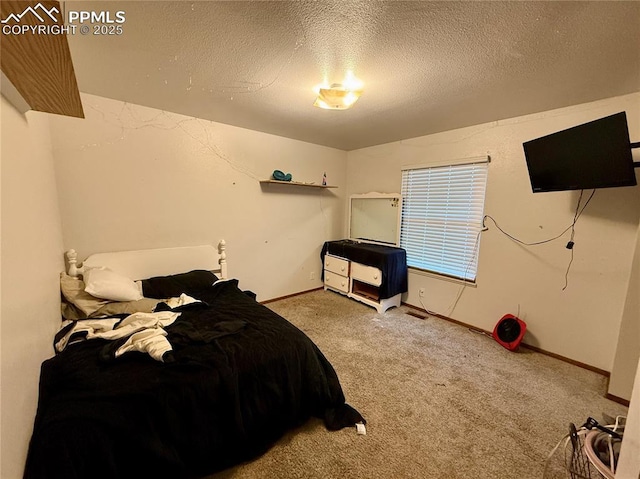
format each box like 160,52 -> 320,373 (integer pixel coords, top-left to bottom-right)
83,267 -> 144,302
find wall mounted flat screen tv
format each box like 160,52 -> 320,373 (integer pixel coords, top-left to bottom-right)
523,112 -> 636,192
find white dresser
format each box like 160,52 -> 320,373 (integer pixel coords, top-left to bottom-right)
323,253 -> 401,314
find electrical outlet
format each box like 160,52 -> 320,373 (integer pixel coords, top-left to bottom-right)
310,271 -> 315,280
419,288 -> 425,297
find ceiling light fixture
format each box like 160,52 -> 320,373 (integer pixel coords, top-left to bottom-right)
313,74 -> 364,110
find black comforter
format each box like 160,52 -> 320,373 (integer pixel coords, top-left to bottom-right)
24,278 -> 363,479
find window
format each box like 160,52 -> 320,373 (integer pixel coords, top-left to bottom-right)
400,157 -> 489,282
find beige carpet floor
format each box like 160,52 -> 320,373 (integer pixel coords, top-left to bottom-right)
208,289 -> 628,479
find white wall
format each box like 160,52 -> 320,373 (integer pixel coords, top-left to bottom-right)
49,94 -> 348,301
615,358 -> 640,479
346,93 -> 640,372
0,97 -> 66,479
608,220 -> 640,401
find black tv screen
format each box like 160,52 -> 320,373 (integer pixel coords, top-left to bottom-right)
523,112 -> 636,193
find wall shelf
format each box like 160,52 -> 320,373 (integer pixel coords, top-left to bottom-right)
259,180 -> 337,189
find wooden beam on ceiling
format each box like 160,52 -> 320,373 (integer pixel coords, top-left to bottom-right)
0,0 -> 84,118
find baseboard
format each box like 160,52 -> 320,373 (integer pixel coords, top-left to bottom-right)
402,302 -> 610,378
403,302 -> 491,335
518,342 -> 609,377
604,393 -> 630,407
261,287 -> 324,305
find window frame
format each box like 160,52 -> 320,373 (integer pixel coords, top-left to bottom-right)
400,156 -> 489,283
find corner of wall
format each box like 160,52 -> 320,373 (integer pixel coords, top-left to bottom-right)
608,219 -> 640,401
1,97 -> 65,479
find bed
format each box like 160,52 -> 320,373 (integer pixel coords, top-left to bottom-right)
24,241 -> 364,479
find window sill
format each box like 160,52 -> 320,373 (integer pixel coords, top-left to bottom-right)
408,267 -> 478,288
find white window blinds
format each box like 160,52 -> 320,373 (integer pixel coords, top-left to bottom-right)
400,158 -> 488,282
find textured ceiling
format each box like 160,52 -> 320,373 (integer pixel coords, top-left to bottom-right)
66,1 -> 640,151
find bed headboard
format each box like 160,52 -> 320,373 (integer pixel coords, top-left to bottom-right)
66,240 -> 227,281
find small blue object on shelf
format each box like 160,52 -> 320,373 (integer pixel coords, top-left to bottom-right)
272,170 -> 292,182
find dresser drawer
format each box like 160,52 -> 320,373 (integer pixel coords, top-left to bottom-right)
324,255 -> 349,276
324,270 -> 350,293
351,262 -> 382,286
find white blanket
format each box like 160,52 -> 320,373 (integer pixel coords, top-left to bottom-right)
55,311 -> 180,362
